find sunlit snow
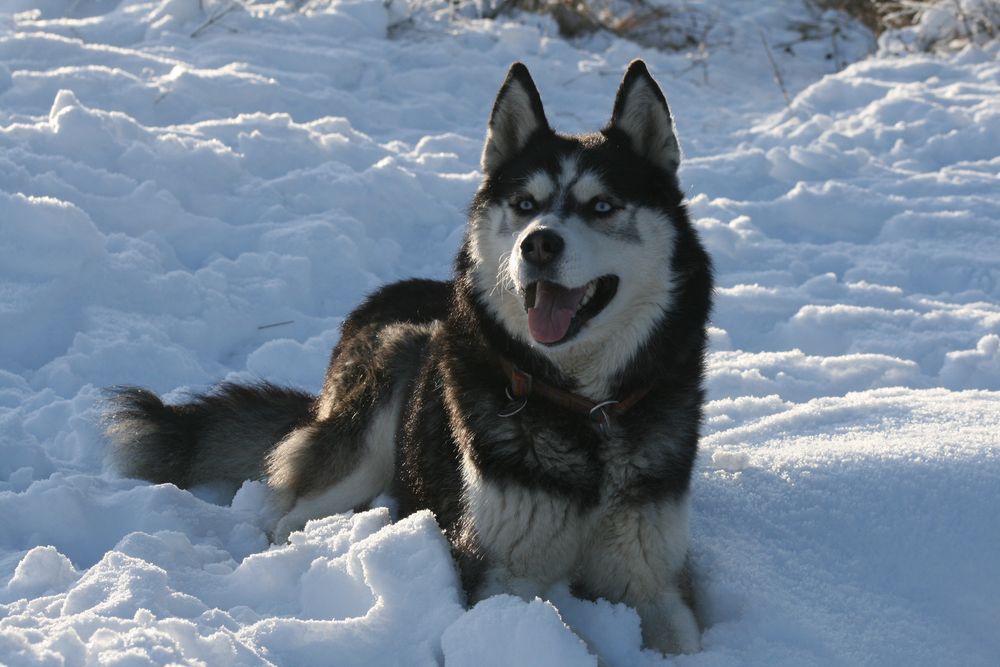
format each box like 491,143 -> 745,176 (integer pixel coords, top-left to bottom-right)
1,1 -> 998,665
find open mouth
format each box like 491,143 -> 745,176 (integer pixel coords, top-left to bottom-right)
523,275 -> 619,345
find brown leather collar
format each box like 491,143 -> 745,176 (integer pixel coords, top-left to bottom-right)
494,354 -> 653,435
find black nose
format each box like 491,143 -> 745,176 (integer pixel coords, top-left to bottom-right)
520,229 -> 564,267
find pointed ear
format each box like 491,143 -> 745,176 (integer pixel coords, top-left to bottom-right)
481,63 -> 550,174
608,60 -> 681,174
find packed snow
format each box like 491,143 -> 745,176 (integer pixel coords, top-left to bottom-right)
1,0 -> 998,665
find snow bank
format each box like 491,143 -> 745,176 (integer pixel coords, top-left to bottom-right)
1,509 -> 463,666
1,0 -> 998,665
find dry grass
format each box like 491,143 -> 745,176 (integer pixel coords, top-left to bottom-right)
811,0 -> 902,33
814,0 -> 1000,44
485,0 -> 998,51
487,0 -> 716,50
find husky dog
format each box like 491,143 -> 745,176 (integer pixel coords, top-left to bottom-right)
106,60 -> 712,655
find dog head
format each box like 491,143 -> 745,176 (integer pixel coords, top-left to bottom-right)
466,61 -> 690,391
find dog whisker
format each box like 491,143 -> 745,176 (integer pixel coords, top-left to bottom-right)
491,252 -> 513,298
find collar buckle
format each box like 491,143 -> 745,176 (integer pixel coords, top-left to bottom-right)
498,385 -> 528,418
589,400 -> 619,438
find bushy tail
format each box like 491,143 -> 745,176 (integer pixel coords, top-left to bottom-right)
104,382 -> 314,490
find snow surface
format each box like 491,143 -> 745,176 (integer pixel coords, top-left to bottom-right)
1,0 -> 999,665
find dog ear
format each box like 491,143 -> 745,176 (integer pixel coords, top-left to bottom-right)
481,63 -> 550,174
608,60 -> 681,174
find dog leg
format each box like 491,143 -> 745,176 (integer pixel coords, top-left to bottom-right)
268,392 -> 401,542
634,585 -> 700,654
577,494 -> 700,655
460,452 -> 589,603
272,451 -> 390,542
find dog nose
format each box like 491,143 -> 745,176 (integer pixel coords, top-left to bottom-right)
520,230 -> 564,267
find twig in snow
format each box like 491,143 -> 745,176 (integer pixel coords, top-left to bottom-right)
191,1 -> 243,38
830,22 -> 843,69
758,29 -> 791,107
258,320 -> 295,330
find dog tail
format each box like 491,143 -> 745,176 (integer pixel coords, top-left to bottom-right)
103,382 -> 314,491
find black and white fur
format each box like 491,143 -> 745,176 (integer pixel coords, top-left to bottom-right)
105,60 -> 713,656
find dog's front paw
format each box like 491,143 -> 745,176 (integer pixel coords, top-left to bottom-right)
636,589 -> 701,655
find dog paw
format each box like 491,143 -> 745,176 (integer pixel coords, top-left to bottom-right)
636,590 -> 701,655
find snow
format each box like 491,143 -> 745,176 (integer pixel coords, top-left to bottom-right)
1,0 -> 998,665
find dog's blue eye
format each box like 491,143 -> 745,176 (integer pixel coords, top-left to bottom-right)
593,200 -> 614,214
515,199 -> 535,212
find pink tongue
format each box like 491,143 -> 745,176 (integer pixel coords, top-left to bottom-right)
527,281 -> 587,344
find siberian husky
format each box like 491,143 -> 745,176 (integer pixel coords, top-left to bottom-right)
106,60 -> 713,655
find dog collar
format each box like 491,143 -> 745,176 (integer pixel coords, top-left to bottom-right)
493,354 -> 653,437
